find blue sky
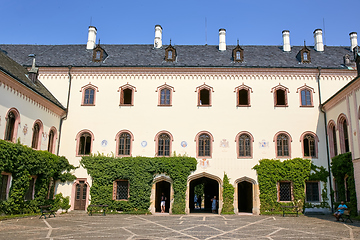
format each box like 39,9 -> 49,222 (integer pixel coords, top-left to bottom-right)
2,0 -> 359,46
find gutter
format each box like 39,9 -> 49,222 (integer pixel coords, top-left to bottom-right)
57,65 -> 72,155
317,66 -> 334,212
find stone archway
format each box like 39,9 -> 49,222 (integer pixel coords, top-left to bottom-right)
186,172 -> 223,214
149,175 -> 173,214
234,176 -> 259,215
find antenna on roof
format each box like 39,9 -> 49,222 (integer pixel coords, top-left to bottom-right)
205,17 -> 207,46
323,18 -> 326,46
170,39 -> 172,45
237,39 -> 239,45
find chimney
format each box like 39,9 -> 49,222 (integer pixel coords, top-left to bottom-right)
282,30 -> 291,52
154,25 -> 162,48
219,29 -> 226,51
313,29 -> 324,52
350,32 -> 358,52
86,26 -> 97,50
28,54 -> 38,83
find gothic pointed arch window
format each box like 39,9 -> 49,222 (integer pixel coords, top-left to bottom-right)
232,44 -> 244,62
165,43 -> 176,62
274,131 -> 292,158
47,127 -> 57,153
196,83 -> 214,107
338,114 -> 350,153
327,120 -> 338,158
155,131 -> 173,157
76,130 -> 94,156
195,131 -> 214,158
4,108 -> 20,142
118,83 -> 137,106
80,83 -> 99,106
235,131 -> 254,158
234,83 -> 252,107
156,83 -> 175,106
300,131 -> 319,158
31,120 -> 43,149
297,84 -> 314,107
115,130 -> 134,157
271,84 -> 289,107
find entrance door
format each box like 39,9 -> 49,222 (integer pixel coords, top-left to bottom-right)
155,181 -> 170,213
238,181 -> 252,213
74,181 -> 87,210
189,177 -> 219,213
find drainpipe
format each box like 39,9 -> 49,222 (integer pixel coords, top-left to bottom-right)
317,66 -> 334,212
57,65 -> 72,155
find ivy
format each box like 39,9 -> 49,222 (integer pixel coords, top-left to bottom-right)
0,139 -> 76,215
221,173 -> 234,214
331,152 -> 357,214
81,154 -> 197,214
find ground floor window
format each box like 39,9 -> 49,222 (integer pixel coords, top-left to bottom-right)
0,173 -> 11,200
306,181 -> 320,202
25,176 -> 36,200
278,181 -> 292,202
113,180 -> 129,200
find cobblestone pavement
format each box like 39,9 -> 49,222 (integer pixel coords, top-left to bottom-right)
0,212 -> 360,240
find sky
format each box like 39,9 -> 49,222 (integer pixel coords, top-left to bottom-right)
2,0 -> 360,47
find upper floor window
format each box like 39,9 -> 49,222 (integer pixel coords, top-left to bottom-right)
235,131 -> 254,158
157,133 -> 172,157
274,131 -> 292,158
232,44 -> 244,62
235,83 -> 252,107
196,83 -> 213,107
92,44 -> 107,62
271,84 -> 289,107
195,131 -> 214,158
113,179 -> 129,201
80,83 -> 99,106
297,85 -> 314,107
328,120 -> 338,158
300,132 -> 318,158
0,173 -> 11,200
25,176 -> 36,201
76,130 -> 94,156
115,130 -> 134,157
165,43 -> 176,62
118,83 -> 136,106
31,120 -> 43,149
47,127 -> 57,153
278,181 -> 292,202
156,83 -> 175,106
4,108 -> 20,142
337,114 -> 350,153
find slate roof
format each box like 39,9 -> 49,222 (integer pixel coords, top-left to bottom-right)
0,50 -> 65,110
0,44 -> 355,69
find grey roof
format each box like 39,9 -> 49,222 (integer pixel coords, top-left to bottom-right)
0,50 -> 65,110
0,44 -> 356,69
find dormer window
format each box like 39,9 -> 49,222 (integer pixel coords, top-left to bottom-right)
95,50 -> 101,60
165,43 -> 176,62
92,44 -> 107,62
303,52 -> 308,61
232,44 -> 244,62
297,42 -> 311,63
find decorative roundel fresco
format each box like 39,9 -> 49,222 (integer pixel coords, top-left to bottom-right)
141,141 -> 147,147
101,140 -> 108,147
181,141 -> 187,148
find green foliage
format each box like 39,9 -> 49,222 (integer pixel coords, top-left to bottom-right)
331,152 -> 357,214
81,154 -> 197,214
221,173 -> 234,214
194,184 -> 204,197
253,158 -> 312,213
0,140 -> 75,215
52,193 -> 71,212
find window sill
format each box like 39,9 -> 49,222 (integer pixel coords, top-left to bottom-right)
237,156 -> 253,159
237,105 -> 251,107
300,105 -> 314,108
81,104 -> 96,106
274,105 -> 288,107
158,104 -> 172,107
119,104 -> 134,106
197,156 -> 212,159
197,105 -> 212,107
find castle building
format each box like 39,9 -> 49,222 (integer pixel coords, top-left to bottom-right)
0,26 -> 358,214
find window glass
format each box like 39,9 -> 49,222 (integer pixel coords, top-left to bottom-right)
301,89 -> 311,106
116,180 -> 129,200
118,133 -> 131,156
31,123 -> 40,149
303,134 -> 315,157
48,130 -> 55,153
199,89 -> 210,105
303,52 -> 308,61
84,88 -> 94,105
239,134 -> 251,157
79,133 -> 91,155
332,125 -> 338,156
96,51 -> 101,60
122,89 -> 133,105
238,89 -> 249,105
168,50 -> 172,59
5,112 -> 16,141
25,177 -> 35,200
0,175 -> 9,200
277,134 -> 289,156
276,89 -> 286,106
199,134 -> 211,157
279,182 -> 291,201
160,88 -> 171,105
306,182 -> 319,202
343,120 -> 350,152
236,51 -> 241,60
158,133 -> 170,156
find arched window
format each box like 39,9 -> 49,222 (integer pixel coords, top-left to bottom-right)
274,131 -> 292,158
271,84 -> 289,107
31,120 -> 43,149
160,88 -> 171,105
301,132 -> 318,158
76,130 -> 94,156
235,83 -> 252,107
338,114 -> 350,154
80,83 -> 98,106
297,85 -> 314,107
196,83 -> 213,107
195,131 -> 214,158
115,130 -> 134,157
4,108 -> 20,142
119,83 -> 136,106
155,131 -> 173,157
47,127 -> 57,153
235,132 -> 254,158
328,121 -> 338,158
276,89 -> 286,106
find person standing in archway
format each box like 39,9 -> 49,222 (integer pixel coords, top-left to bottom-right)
161,193 -> 166,213
211,196 -> 218,213
197,195 -> 202,210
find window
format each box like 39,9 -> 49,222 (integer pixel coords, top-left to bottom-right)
115,130 -> 134,157
236,51 -> 241,60
0,173 -> 11,200
236,131 -> 254,158
297,85 -> 314,107
80,83 -> 99,106
31,120 -> 43,149
328,121 -> 338,158
338,114 -> 350,154
4,108 -> 20,142
195,131 -> 214,158
92,44 -> 107,62
165,44 -> 176,62
196,83 -> 213,107
278,182 -> 292,202
301,132 -> 318,158
76,130 -> 94,156
235,84 -> 252,107
298,44 -> 311,63
155,131 -> 173,157
306,182 -> 320,202
271,84 -> 289,107
113,180 -> 129,200
25,176 -> 36,201
168,50 -> 172,59
47,127 -> 57,153
232,44 -> 244,62
303,52 -> 308,61
274,131 -> 292,158
156,83 -> 175,106
118,83 -> 136,106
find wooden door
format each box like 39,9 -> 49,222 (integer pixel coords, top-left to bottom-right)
74,181 -> 87,210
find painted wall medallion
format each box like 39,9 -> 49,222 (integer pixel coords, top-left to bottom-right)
23,124 -> 28,135
101,140 -> 108,147
220,139 -> 229,148
199,158 -> 209,169
42,132 -> 48,141
259,139 -> 269,148
141,141 -> 147,147
181,141 -> 187,148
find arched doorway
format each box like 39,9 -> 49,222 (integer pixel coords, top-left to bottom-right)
238,181 -> 252,213
187,173 -> 222,214
155,181 -> 171,213
70,179 -> 90,211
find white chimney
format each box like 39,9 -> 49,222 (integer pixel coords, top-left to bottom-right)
219,29 -> 226,51
350,32 -> 358,52
282,30 -> 291,52
313,29 -> 324,52
154,25 -> 163,48
86,26 -> 97,50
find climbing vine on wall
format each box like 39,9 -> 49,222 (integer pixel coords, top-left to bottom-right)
331,152 -> 357,214
80,154 -> 197,214
0,140 -> 76,214
221,173 -> 234,214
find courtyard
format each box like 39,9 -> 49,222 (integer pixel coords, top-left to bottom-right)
0,212 -> 359,239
